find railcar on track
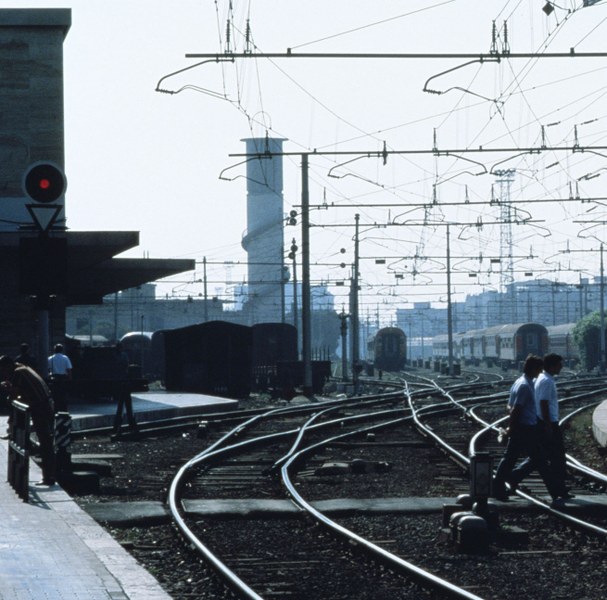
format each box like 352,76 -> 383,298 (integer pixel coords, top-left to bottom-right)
162,321 -> 252,398
367,327 -> 407,372
546,323 -> 579,366
432,322 -> 549,369
251,322 -> 298,392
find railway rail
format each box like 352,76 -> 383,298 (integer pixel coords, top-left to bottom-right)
69,372 -> 607,599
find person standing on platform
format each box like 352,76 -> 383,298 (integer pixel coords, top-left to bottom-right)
536,352 -> 573,501
0,355 -> 56,486
48,343 -> 72,412
492,354 -> 559,503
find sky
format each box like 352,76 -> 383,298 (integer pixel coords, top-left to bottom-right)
8,0 -> 607,323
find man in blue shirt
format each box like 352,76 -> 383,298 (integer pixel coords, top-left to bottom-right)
492,354 -> 558,502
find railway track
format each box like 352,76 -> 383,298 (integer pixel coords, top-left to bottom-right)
70,374 -> 607,599
168,390 -> 487,599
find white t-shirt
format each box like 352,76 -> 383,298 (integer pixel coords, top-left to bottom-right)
534,371 -> 558,423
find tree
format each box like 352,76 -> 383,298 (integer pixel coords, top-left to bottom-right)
572,311 -> 604,370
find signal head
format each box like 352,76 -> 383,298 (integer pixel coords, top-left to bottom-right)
23,162 -> 66,204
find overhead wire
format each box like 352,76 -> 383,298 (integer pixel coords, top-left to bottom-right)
194,1 -> 607,308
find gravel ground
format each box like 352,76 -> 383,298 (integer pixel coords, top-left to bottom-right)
69,397 -> 607,599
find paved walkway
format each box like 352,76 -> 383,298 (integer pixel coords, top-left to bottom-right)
593,399 -> 607,447
0,417 -> 170,599
0,391 -> 237,599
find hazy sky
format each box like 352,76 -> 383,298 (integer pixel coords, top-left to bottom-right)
9,0 -> 607,320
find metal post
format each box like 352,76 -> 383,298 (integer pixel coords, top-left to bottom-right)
140,315 -> 145,375
446,225 -> 454,376
351,214 -> 360,386
203,257 -> 209,322
301,154 -> 313,397
340,310 -> 348,381
601,243 -> 605,374
289,239 -> 299,356
113,292 -> 118,343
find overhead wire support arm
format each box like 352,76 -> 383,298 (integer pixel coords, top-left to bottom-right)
185,50 -> 607,60
155,57 -> 235,95
229,144 -> 607,159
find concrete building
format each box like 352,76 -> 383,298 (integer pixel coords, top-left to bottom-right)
0,9 -> 193,369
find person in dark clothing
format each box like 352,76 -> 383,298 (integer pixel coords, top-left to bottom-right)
492,354 -> 559,503
15,343 -> 36,371
0,355 -> 56,485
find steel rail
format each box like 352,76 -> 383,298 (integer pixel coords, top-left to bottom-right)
166,391 -> 412,598
279,387 -> 485,600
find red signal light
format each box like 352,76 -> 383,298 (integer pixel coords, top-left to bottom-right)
22,162 -> 66,203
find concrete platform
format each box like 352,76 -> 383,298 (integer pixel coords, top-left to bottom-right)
592,399 -> 607,447
0,390 -> 236,599
69,390 -> 239,431
0,417 -> 170,600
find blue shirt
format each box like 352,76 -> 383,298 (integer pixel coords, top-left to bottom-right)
508,374 -> 538,426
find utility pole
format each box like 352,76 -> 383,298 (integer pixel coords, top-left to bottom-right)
301,154 -> 313,397
351,214 -> 360,387
446,224 -> 454,376
288,239 -> 299,355
494,169 -> 516,324
601,243 -> 605,374
339,310 -> 349,381
203,256 -> 209,322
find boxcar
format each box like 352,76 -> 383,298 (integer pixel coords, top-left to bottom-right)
251,323 -> 298,392
162,321 -> 252,398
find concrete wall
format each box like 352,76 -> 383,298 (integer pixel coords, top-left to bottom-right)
0,9 -> 70,230
0,9 -> 71,366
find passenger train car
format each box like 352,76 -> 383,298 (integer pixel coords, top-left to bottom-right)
546,323 -> 579,366
432,322 -> 549,369
367,326 -> 407,372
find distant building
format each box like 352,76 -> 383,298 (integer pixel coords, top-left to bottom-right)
396,276 -> 602,341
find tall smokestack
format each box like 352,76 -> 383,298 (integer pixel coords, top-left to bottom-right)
241,137 -> 287,323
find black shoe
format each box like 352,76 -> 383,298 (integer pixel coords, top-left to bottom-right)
35,479 -> 56,487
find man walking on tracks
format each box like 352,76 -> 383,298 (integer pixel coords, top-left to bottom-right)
0,355 -> 56,486
535,352 -> 573,501
492,354 -> 558,503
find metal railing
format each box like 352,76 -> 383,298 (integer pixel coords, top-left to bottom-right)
7,400 -> 31,502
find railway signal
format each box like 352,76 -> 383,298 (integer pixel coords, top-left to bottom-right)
22,162 -> 66,204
